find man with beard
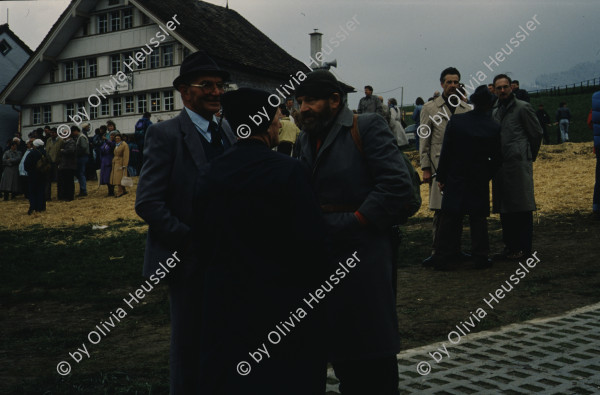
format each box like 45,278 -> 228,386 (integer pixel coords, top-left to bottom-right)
295,70 -> 413,395
420,67 -> 472,267
135,51 -> 236,394
492,74 -> 543,260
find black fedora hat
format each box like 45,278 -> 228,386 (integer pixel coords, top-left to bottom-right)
172,50 -> 230,88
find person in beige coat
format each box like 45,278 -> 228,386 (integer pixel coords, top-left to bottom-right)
420,67 -> 471,266
109,132 -> 129,197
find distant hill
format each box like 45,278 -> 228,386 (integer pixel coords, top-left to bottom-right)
534,61 -> 600,88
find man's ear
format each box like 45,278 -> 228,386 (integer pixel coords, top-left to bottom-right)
329,93 -> 342,110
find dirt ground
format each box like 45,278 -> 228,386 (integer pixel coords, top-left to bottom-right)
1,141 -> 599,393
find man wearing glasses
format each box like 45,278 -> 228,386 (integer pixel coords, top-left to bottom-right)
135,50 -> 236,394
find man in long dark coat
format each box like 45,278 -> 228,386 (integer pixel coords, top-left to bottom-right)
135,51 -> 236,394
295,70 -> 413,395
433,85 -> 502,270
193,88 -> 330,394
492,74 -> 543,260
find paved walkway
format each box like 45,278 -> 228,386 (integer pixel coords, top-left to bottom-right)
326,303 -> 600,394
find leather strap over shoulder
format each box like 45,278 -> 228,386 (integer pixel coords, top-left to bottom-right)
350,114 -> 364,156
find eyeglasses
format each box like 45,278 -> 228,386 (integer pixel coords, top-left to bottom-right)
188,81 -> 227,92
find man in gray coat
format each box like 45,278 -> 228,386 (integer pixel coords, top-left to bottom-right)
492,74 -> 543,260
135,51 -> 236,394
295,70 -> 413,395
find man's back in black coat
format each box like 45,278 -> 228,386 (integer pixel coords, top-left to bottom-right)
194,139 -> 331,394
437,110 -> 502,216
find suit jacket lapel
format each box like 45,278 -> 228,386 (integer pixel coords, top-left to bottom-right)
179,109 -> 208,169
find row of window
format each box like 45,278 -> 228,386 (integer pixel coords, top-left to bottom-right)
97,9 -> 133,34
59,44 -> 174,83
31,91 -> 175,125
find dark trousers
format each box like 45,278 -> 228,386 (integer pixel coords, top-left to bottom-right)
278,141 -> 293,156
28,176 -> 46,212
57,169 -> 75,201
431,209 -> 442,254
500,211 -> 533,255
45,163 -> 58,200
542,126 -> 550,145
76,156 -> 87,194
435,211 -> 489,257
168,266 -> 204,394
594,150 -> 599,212
332,355 -> 399,395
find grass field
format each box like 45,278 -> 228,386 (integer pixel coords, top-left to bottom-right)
1,114 -> 599,392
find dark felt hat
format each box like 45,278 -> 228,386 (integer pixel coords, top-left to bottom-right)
172,50 -> 230,88
470,85 -> 494,106
221,88 -> 279,137
295,70 -> 342,99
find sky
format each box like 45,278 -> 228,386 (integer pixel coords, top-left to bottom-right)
1,0 -> 599,110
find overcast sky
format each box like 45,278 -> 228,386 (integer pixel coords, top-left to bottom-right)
2,0 -> 599,110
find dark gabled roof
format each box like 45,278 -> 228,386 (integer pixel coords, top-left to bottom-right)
0,24 -> 34,55
135,0 -> 310,77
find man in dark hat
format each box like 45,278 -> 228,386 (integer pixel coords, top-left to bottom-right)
135,50 -> 237,394
295,70 -> 413,394
193,87 -> 330,394
432,85 -> 503,270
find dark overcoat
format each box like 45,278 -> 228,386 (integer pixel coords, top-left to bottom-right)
436,110 -> 502,216
193,139 -> 330,394
296,106 -> 414,361
491,94 -> 543,213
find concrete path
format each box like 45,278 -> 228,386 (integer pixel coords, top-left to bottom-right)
326,303 -> 600,394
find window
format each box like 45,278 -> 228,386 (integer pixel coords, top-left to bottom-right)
33,107 -> 41,125
113,97 -> 122,117
163,45 -> 173,67
90,105 -> 98,120
82,21 -> 89,36
88,58 -> 97,78
122,9 -> 132,29
108,0 -> 120,5
138,94 -> 147,113
150,92 -> 161,112
124,96 -> 135,113
141,13 -> 150,25
77,101 -> 86,115
0,39 -> 12,55
101,101 -> 109,116
65,62 -> 74,81
66,103 -> 75,121
111,54 -> 121,74
110,11 -> 121,31
43,106 -> 52,124
164,91 -> 174,111
76,60 -> 86,79
49,67 -> 57,83
98,14 -> 108,34
149,50 -> 160,69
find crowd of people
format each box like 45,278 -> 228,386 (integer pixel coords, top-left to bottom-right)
0,115 -> 150,214
1,48 -> 598,393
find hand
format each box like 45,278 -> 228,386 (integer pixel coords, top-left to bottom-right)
438,182 -> 444,191
422,169 -> 432,184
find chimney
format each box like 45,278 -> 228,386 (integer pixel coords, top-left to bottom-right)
309,29 -> 323,67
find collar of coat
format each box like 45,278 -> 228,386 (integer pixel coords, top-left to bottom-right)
433,95 -> 470,112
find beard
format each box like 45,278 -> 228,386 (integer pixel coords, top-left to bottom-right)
300,103 -> 335,135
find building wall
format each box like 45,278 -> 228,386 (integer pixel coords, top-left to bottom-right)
0,28 -> 31,145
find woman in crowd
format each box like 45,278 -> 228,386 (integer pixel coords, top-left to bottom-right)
99,129 -> 115,196
1,141 -> 22,200
109,132 -> 129,198
24,139 -> 47,214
